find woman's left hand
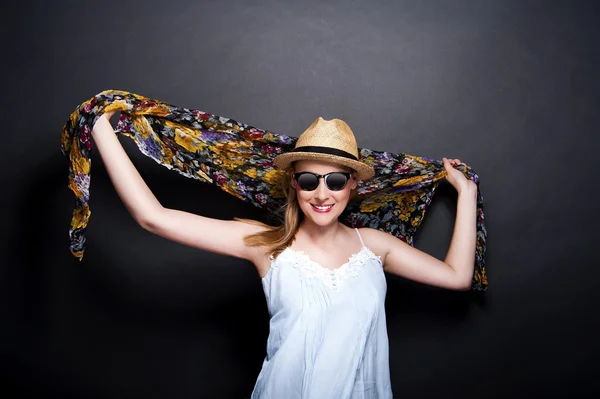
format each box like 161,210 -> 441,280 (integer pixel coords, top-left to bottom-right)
442,157 -> 477,194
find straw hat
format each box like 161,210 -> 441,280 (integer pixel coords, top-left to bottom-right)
273,117 -> 375,181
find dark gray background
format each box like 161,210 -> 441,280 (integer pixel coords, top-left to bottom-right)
2,0 -> 599,398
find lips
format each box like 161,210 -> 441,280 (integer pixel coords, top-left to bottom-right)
311,204 -> 334,213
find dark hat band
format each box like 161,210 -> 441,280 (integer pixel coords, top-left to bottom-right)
291,146 -> 358,161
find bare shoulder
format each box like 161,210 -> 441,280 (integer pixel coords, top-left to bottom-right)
356,226 -> 395,244
356,227 -> 409,261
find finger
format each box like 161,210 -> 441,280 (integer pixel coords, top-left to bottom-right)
442,158 -> 452,171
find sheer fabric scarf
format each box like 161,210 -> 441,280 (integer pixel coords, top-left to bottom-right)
61,90 -> 488,291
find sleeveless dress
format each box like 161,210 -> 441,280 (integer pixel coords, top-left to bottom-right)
251,228 -> 393,399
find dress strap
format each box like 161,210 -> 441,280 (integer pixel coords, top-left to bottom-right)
354,227 -> 365,247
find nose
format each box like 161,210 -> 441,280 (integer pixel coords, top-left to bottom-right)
314,177 -> 330,201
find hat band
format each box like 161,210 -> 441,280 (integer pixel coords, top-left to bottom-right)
291,146 -> 358,161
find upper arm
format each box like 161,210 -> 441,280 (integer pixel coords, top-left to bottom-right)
360,228 -> 470,291
139,207 -> 269,263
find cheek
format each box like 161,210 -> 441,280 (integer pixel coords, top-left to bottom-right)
295,191 -> 314,208
333,191 -> 352,204
295,188 -> 309,201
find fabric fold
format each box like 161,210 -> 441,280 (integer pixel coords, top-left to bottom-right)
61,90 -> 488,291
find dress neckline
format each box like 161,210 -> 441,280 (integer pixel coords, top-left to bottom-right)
282,245 -> 373,273
262,245 -> 382,287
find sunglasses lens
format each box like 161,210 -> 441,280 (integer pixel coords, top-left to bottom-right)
325,173 -> 348,191
296,173 -> 319,191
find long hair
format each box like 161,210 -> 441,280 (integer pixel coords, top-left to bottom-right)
235,172 -> 303,259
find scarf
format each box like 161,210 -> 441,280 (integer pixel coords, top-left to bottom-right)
61,90 -> 488,291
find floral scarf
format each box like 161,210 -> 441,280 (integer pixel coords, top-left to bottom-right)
61,90 -> 488,291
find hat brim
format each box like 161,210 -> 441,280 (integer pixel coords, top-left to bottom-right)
274,152 -> 375,181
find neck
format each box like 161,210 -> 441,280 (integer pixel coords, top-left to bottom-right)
297,218 -> 343,248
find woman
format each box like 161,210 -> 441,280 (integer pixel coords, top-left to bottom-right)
91,112 -> 478,398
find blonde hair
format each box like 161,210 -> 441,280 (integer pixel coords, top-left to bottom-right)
236,164 -> 358,259
235,172 -> 303,259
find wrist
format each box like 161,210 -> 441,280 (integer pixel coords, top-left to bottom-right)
457,181 -> 477,197
92,114 -> 113,137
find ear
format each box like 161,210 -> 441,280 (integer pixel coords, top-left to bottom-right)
289,170 -> 298,189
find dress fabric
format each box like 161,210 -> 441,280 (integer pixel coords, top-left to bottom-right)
251,229 -> 393,399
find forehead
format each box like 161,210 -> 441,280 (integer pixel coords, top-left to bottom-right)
293,160 -> 351,173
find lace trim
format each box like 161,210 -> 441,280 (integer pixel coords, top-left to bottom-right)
270,246 -> 382,291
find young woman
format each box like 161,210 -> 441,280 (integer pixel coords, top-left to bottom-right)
91,112 -> 478,399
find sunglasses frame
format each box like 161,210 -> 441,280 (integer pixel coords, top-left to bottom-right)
293,171 -> 352,191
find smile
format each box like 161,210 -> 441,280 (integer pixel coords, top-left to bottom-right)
311,204 -> 334,213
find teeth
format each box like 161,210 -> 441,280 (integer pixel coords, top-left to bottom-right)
313,204 -> 333,210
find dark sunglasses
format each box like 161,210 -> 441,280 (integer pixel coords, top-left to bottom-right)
293,171 -> 352,191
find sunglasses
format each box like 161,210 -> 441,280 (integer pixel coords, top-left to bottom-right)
293,171 -> 352,191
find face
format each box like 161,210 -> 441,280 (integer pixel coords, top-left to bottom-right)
291,160 -> 357,227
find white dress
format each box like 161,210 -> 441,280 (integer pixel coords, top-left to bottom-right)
251,228 -> 393,399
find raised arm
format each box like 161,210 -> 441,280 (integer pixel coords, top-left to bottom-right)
91,113 -> 269,265
361,158 -> 478,291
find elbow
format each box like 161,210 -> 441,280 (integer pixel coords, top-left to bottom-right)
137,216 -> 154,232
138,216 -> 159,233
457,283 -> 472,292
448,270 -> 472,291
134,208 -> 164,232
446,264 -> 473,291
455,276 -> 473,291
